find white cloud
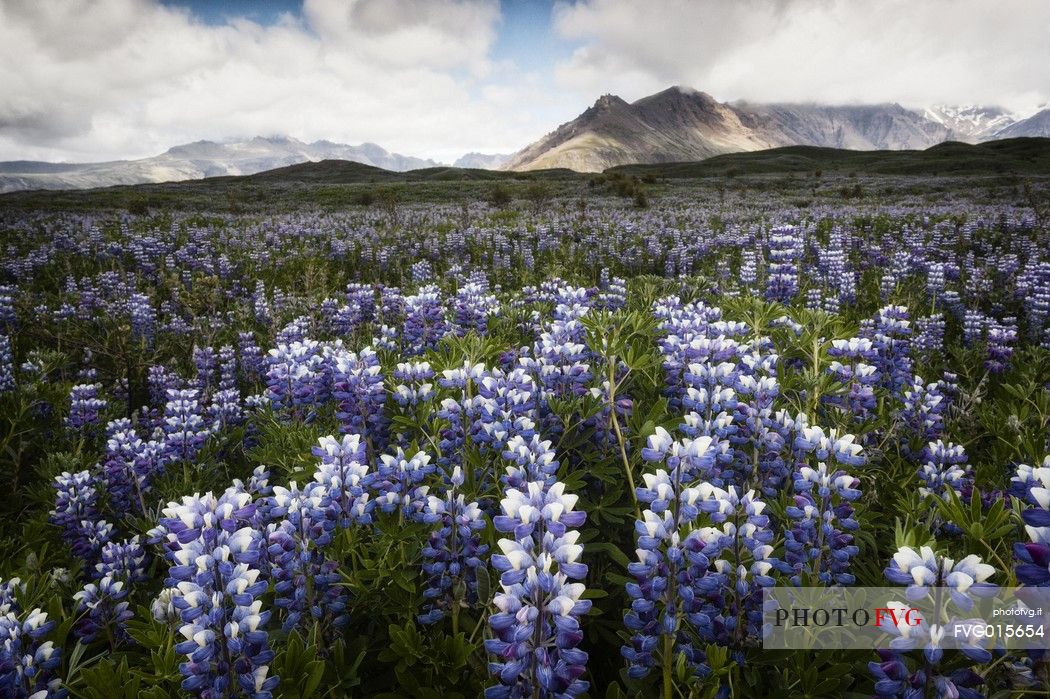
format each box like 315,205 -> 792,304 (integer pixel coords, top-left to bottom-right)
0,0 -> 540,162
3,0 -> 1047,164
552,0 -> 1050,114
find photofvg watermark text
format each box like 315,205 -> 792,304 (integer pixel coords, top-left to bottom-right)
762,587 -> 1050,650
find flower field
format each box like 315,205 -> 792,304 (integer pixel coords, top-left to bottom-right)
1,185 -> 1049,698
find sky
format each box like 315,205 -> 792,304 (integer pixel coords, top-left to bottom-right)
0,0 -> 1047,163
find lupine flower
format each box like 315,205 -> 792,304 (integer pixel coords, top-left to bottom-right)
785,462 -> 862,585
163,388 -> 210,462
917,441 -> 971,500
872,547 -> 997,698
312,434 -> 374,528
1011,457 -> 1050,586
66,383 -> 107,431
72,575 -> 133,645
487,479 -> 590,698
884,546 -> 995,607
267,483 -> 348,635
331,347 -> 388,452
901,376 -> 948,444
374,447 -> 434,516
0,586 -> 64,699
418,467 -> 489,624
0,334 -> 15,393
50,470 -> 112,565
765,225 -> 803,303
151,489 -> 278,698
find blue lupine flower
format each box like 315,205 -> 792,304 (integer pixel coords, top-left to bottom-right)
163,388 -> 211,462
765,226 -> 803,303
883,546 -> 996,608
0,589 -> 65,699
866,305 -> 913,395
312,434 -> 374,527
901,376 -> 948,444
418,467 -> 489,624
374,447 -> 434,516
267,484 -> 348,635
487,479 -> 590,698
0,334 -> 15,393
66,383 -> 107,431
403,286 -> 451,354
331,346 -> 388,452
72,575 -> 133,645
1011,457 -> 1050,586
265,340 -> 326,417
785,461 -> 862,586
50,470 -> 113,566
128,293 -> 155,345
873,547 -> 997,698
917,441 -> 971,500
152,489 -> 278,698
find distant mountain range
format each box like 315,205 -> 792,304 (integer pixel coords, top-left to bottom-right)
3,87 -> 1049,191
502,86 -> 1050,172
452,152 -> 512,169
0,137 -> 439,193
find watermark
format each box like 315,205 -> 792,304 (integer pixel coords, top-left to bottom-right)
762,587 -> 1050,650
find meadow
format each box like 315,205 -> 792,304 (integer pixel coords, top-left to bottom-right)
1,170 -> 1049,698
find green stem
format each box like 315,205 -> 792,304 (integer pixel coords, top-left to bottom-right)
608,354 -> 640,519
662,632 -> 674,699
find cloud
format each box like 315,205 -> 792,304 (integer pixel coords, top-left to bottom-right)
3,0 -> 1048,163
0,0 -> 541,162
552,0 -> 1050,113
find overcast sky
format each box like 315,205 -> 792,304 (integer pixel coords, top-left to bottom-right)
1,0 -> 1047,163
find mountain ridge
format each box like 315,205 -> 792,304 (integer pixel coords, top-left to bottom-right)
501,87 -> 1034,172
0,137 -> 440,193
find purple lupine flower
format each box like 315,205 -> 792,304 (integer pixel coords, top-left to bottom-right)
0,334 -> 15,393
265,340 -> 325,417
785,462 -> 862,586
985,317 -> 1018,373
267,482 -> 348,635
128,292 -> 155,345
238,332 -> 265,383
901,376 -> 948,444
403,285 -> 451,354
866,305 -> 913,395
72,575 -> 134,645
0,584 -> 64,699
331,346 -> 387,452
311,434 -> 374,528
162,388 -> 210,462
152,490 -> 278,698
765,225 -> 803,303
374,447 -> 434,516
917,440 -> 971,500
66,383 -> 107,431
418,467 -> 489,625
1011,457 -> 1050,586
50,470 -> 112,565
872,546 -> 996,697
487,479 -> 590,698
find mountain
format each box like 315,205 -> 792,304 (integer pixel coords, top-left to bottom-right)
452,152 -> 512,169
503,86 -> 998,172
0,137 -> 439,193
992,109 -> 1050,139
921,105 -> 1020,141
